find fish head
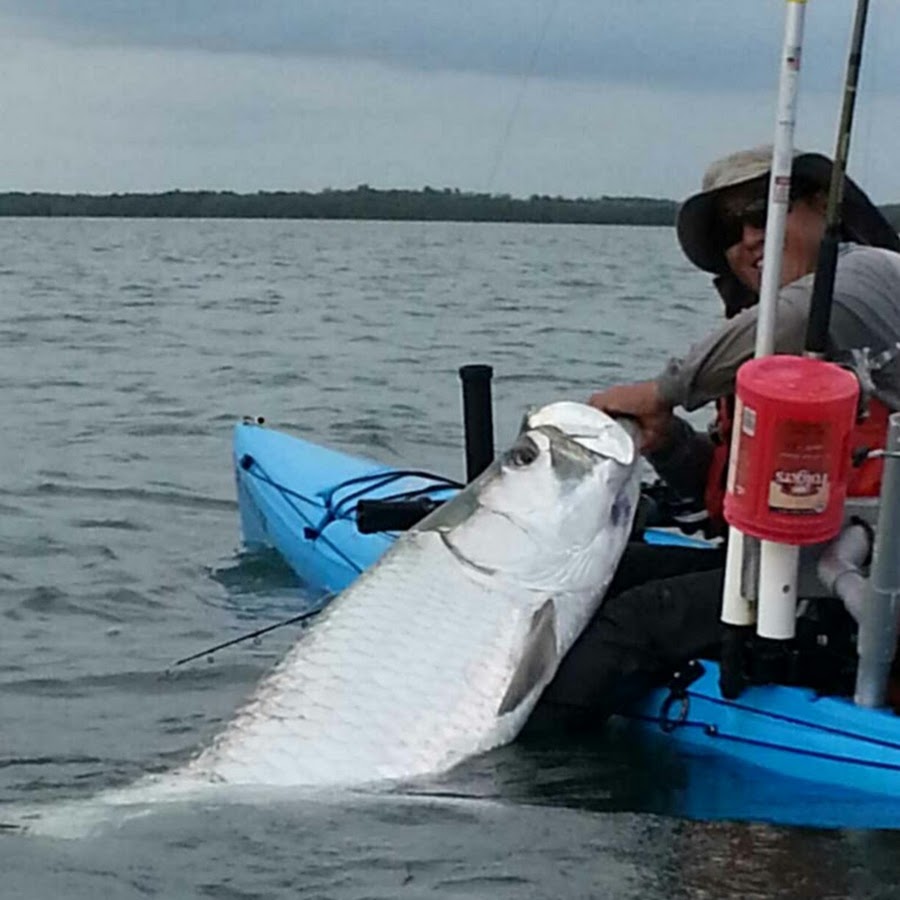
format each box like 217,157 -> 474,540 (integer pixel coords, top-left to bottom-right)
424,401 -> 642,595
497,401 -> 640,567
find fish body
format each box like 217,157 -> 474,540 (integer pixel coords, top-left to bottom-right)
15,401 -> 640,834
180,400 -> 641,787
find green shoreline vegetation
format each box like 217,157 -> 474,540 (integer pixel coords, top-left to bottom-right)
1,185 -> 898,228
0,186 -> 677,224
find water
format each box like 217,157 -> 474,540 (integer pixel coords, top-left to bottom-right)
1,218 -> 898,897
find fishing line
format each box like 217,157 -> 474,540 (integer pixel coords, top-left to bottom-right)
418,0 -> 562,456
175,462 -> 453,672
482,0 -> 561,193
230,4 -> 552,594
179,466 -> 459,669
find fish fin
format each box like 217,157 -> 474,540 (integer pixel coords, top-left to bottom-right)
497,598 -> 557,716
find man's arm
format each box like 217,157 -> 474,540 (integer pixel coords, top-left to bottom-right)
645,416 -> 715,504
655,279 -> 812,411
589,278 -> 813,445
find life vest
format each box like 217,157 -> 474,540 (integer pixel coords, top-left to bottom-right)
703,393 -> 889,531
704,397 -> 734,533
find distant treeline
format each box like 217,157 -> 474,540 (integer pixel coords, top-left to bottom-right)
1,186 -> 898,229
0,186 -> 679,226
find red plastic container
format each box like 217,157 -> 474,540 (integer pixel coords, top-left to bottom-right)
724,355 -> 859,545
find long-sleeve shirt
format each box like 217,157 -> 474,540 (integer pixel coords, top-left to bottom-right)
656,244 -> 900,413
647,244 -> 900,504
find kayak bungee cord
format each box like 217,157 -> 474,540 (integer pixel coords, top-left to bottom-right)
318,468 -> 462,527
237,456 -> 367,575
238,453 -> 461,573
637,707 -> 900,766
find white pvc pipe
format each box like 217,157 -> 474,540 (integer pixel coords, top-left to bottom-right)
756,541 -> 801,639
721,529 -> 754,626
817,522 -> 872,624
721,0 -> 808,630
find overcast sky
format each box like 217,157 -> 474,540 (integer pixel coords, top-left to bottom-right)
2,1 -> 899,200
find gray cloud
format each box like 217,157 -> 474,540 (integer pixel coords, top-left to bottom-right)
4,1 -> 899,93
1,2 -> 898,200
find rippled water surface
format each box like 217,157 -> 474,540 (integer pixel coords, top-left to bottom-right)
2,218 -> 898,898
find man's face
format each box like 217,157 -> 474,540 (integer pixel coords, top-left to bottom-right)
716,179 -> 826,294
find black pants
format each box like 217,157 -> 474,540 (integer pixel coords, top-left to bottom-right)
529,542 -> 726,731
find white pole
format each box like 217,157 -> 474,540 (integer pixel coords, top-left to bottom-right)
756,0 -> 807,356
721,0 -> 808,636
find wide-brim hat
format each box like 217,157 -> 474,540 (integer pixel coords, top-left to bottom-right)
676,145 -> 900,274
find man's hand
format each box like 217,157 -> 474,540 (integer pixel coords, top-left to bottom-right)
588,380 -> 675,453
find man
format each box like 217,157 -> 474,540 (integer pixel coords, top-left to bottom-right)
531,146 -> 900,728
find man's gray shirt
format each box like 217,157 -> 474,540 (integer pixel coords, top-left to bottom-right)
656,244 -> 900,412
647,244 -> 900,502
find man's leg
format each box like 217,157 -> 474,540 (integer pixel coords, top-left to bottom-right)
606,541 -> 725,596
530,544 -> 725,730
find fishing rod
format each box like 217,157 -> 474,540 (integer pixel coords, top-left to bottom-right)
804,0 -> 871,356
167,602 -> 328,671
752,0 -> 808,359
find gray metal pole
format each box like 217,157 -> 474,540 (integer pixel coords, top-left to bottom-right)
854,413 -> 900,707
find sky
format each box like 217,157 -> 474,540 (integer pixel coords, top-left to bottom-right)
2,0 -> 900,201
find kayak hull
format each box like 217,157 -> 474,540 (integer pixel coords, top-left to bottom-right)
624,662 -> 900,798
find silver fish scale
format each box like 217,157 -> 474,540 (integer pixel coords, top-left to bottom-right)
183,528 -> 543,787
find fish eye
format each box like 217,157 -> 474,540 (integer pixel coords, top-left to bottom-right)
508,434 -> 540,467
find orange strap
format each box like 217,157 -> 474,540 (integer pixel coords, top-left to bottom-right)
847,399 -> 890,497
703,398 -> 732,531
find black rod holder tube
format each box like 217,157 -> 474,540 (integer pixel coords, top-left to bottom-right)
459,364 -> 494,482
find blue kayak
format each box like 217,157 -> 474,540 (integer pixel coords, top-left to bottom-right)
232,420 -> 900,810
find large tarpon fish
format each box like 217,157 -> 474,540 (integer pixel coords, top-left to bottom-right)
14,401 -> 640,835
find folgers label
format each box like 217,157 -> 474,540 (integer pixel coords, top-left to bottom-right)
767,420 -> 831,514
724,356 -> 859,545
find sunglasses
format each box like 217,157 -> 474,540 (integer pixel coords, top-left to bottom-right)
718,195 -> 769,250
717,175 -> 823,252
